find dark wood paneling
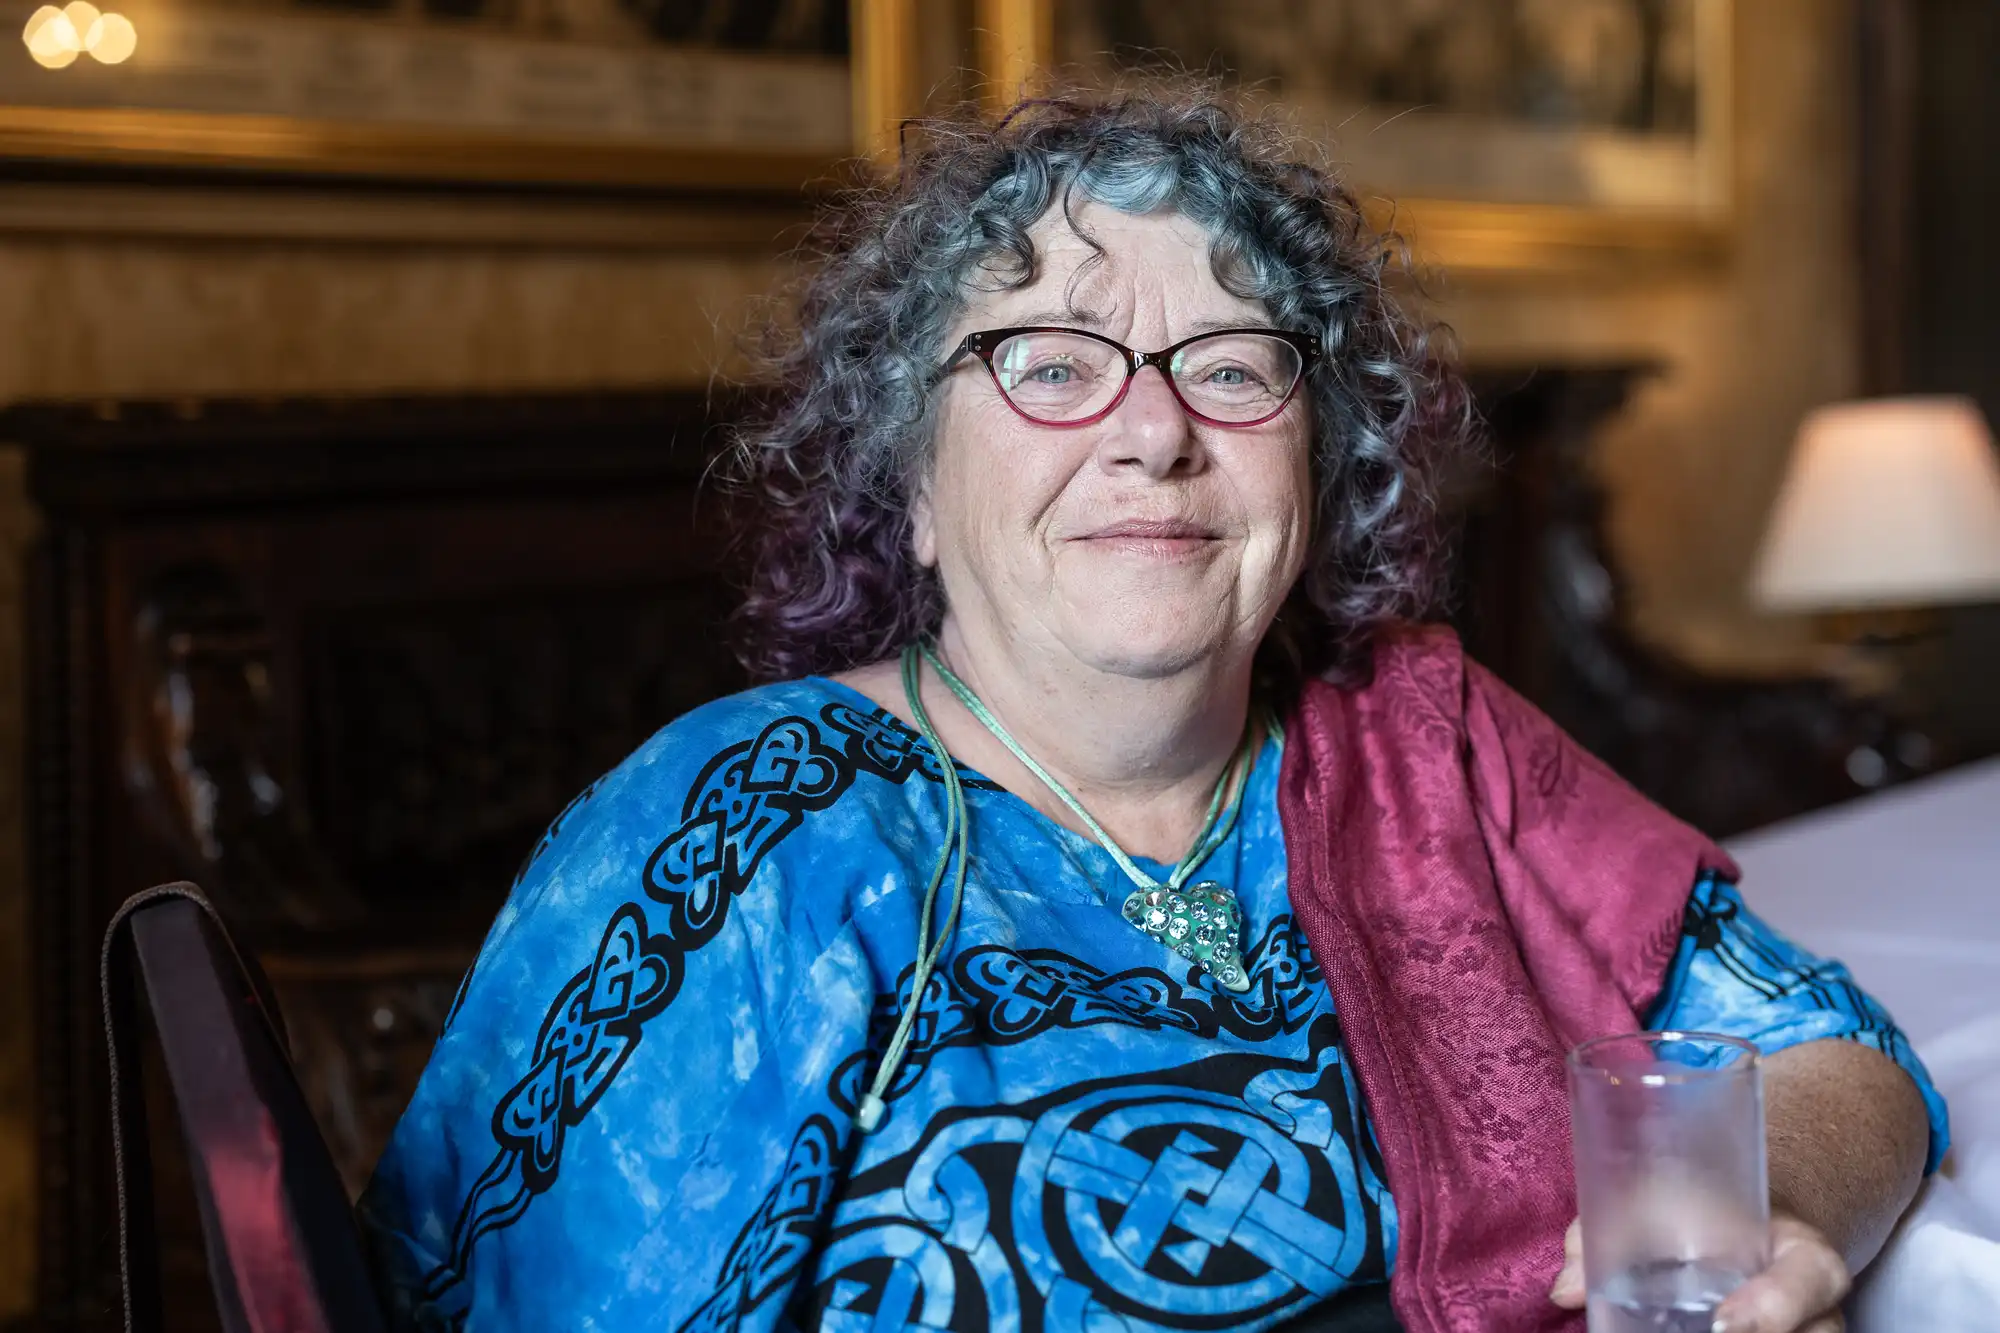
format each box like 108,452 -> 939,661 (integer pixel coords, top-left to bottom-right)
16,392 -> 748,1331
1893,0 -> 2000,757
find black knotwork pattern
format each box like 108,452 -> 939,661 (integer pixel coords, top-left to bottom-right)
681,1115 -> 850,1333
1679,870 -> 1901,1045
798,1014 -> 1388,1333
414,701 -> 989,1323
825,914 -> 1323,1126
693,923 -> 1346,1333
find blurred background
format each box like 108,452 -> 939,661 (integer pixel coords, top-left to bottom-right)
2,1 -> 1997,1328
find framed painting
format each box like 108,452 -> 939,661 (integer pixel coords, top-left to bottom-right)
976,0 -> 1734,278
0,0 -> 868,190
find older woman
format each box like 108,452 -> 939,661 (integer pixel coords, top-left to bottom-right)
361,93 -> 1945,1333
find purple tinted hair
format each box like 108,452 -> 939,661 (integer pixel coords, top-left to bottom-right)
723,86 -> 1475,688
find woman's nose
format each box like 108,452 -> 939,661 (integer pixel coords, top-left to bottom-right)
1097,365 -> 1203,479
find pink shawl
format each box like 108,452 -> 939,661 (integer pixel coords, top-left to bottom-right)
1277,624 -> 1737,1333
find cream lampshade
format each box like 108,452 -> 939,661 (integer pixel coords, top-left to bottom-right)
1752,396 -> 2000,612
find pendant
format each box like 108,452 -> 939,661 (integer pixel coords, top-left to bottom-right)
1120,881 -> 1251,993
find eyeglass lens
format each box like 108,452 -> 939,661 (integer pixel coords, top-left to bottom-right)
989,331 -> 1303,424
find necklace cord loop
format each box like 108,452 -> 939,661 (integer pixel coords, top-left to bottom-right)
857,641 -> 1261,1132
855,647 -> 971,1133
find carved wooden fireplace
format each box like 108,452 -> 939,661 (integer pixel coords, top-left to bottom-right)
17,392 -> 748,1329
10,373 -> 1911,1329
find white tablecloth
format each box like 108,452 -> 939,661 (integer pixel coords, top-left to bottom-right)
1725,757 -> 2000,1330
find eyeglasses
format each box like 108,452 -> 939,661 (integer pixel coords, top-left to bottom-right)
937,325 -> 1320,428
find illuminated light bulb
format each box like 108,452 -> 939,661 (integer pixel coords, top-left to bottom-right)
24,4 -> 79,59
86,11 -> 135,62
22,5 -> 64,47
59,1 -> 100,45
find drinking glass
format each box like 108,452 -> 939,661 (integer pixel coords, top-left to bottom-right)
1569,1031 -> 1769,1333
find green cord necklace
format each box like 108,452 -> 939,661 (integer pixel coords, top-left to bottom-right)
915,640 -> 1259,994
854,646 -> 973,1134
854,641 -> 1260,1134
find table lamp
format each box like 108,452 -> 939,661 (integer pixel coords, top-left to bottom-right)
1752,396 -> 2000,625
1751,396 -> 2000,784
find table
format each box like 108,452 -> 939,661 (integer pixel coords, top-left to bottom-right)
1725,757 -> 2000,1331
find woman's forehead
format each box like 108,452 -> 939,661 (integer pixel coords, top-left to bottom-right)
963,202 -> 1264,328
1031,198 -> 1211,251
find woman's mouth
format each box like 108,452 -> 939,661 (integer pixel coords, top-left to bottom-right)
1074,518 -> 1223,556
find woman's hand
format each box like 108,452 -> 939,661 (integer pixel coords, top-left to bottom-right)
1550,1212 -> 1852,1332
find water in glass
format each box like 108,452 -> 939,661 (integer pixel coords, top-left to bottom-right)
1589,1257 -> 1747,1333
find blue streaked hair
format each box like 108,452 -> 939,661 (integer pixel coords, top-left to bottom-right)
727,86 -> 1474,688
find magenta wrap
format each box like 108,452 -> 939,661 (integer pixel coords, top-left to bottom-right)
1278,625 -> 1739,1332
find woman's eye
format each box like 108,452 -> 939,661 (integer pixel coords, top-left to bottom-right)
1027,360 -> 1077,384
1200,364 -> 1261,387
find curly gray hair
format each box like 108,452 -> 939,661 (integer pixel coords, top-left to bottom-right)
726,86 -> 1473,689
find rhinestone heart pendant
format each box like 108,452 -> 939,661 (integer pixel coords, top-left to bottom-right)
1120,881 -> 1251,993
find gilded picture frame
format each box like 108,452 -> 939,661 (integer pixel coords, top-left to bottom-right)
0,0 -> 892,193
972,0 -> 1734,279
0,0 -> 1731,277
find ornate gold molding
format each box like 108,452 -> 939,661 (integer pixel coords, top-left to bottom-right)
961,0 -> 1731,279
975,0 -> 1053,114
1373,198 -> 1729,281
0,178 -> 811,249
849,0 -> 921,165
0,3 -> 1734,275
0,105 -> 842,192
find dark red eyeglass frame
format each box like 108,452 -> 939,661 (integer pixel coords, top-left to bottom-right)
937,325 -> 1323,429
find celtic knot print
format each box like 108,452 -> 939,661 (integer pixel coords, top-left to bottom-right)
823,701 -> 960,785
977,914 -> 1320,1036
419,901 -> 679,1316
1681,873 -> 1899,1048
426,698 -> 976,1314
965,951 -> 1197,1040
829,967 -> 980,1114
645,717 -> 847,943
808,1015 -> 1386,1333
681,1116 -> 848,1333
1030,1102 -> 1361,1302
963,915 -> 1321,1045
644,704 -> 996,948
490,902 -> 679,1190
829,917 -> 1326,1123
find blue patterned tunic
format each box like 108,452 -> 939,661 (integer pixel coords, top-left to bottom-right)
359,679 -> 1948,1333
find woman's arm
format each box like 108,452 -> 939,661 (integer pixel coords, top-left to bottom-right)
1697,1038 -> 1932,1333
1764,1036 -> 1929,1271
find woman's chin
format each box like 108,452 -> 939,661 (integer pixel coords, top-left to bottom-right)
1055,609 -> 1238,681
